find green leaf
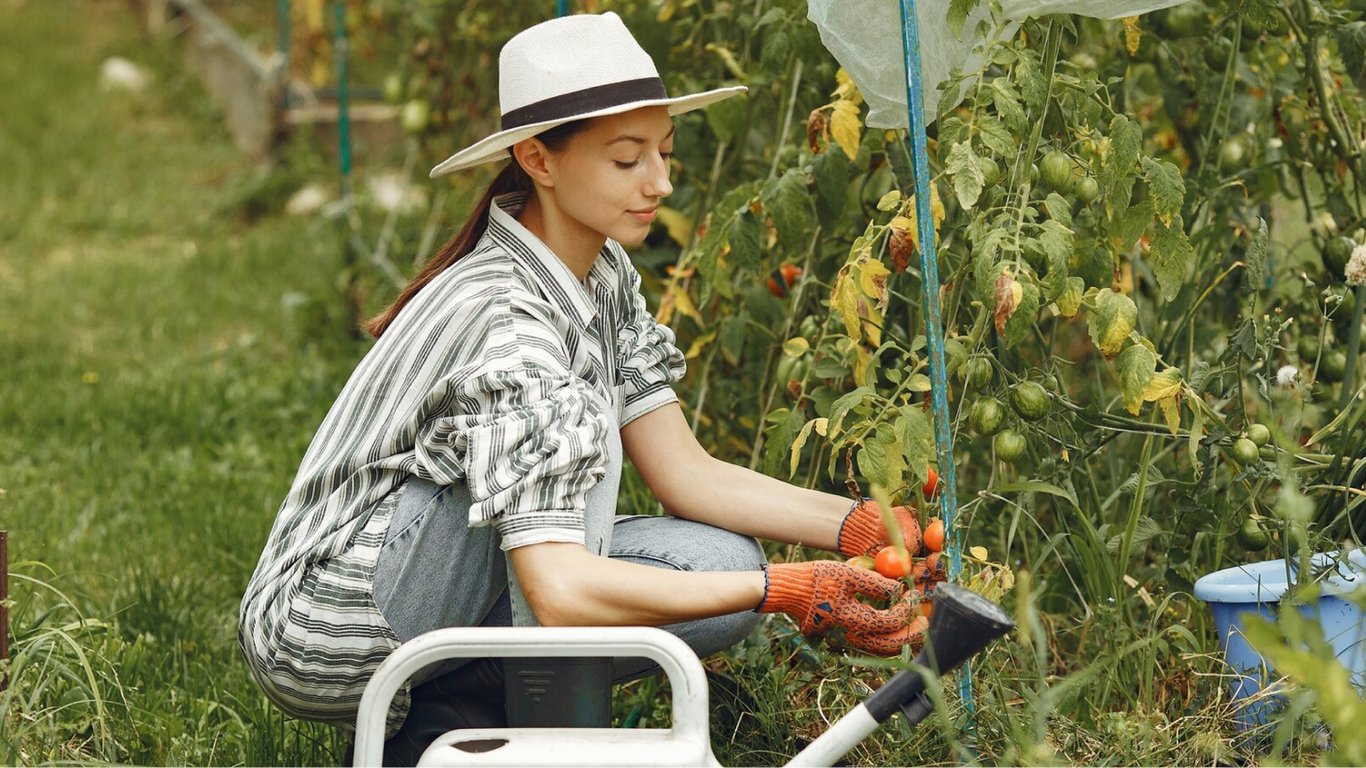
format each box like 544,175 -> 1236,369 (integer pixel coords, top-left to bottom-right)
1149,217 -> 1195,301
727,211 -> 763,271
1004,279 -> 1040,348
812,149 -> 851,222
991,78 -> 1026,134
1102,115 -> 1141,202
948,0 -> 981,37
977,116 -> 1015,157
895,405 -> 936,485
1224,0 -> 1280,28
990,480 -> 1079,508
1338,22 -> 1366,78
1043,192 -> 1073,231
1141,157 -> 1185,225
761,168 -> 811,252
1016,49 -> 1047,112
763,407 -> 806,477
1088,288 -> 1137,359
1116,343 -> 1158,415
1113,199 -> 1154,254
1039,218 -> 1073,268
946,140 -> 986,211
1244,217 -> 1269,293
828,386 -> 875,439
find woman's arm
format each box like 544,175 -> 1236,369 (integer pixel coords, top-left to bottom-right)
507,542 -> 765,626
620,403 -> 852,551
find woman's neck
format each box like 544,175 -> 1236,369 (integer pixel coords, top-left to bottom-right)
516,193 -> 604,283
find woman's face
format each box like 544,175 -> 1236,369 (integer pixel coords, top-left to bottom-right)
540,106 -> 676,246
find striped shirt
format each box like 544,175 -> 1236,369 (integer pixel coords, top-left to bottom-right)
237,191 -> 686,733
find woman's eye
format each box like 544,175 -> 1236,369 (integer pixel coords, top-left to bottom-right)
615,152 -> 673,170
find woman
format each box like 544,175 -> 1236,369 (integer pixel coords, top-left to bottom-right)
238,11 -> 935,765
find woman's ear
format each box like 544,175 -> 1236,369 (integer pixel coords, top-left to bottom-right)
512,138 -> 556,189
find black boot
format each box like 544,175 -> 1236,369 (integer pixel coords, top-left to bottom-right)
345,658 -> 507,767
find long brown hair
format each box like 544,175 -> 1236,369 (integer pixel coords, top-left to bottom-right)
364,119 -> 593,338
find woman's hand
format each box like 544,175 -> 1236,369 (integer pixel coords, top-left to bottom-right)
837,499 -> 922,558
756,561 -> 927,656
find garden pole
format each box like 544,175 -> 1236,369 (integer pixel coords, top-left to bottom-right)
333,0 -> 359,337
557,0 -> 569,16
896,0 -> 973,714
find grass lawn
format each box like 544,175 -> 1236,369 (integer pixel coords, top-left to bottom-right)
1,1 -> 363,762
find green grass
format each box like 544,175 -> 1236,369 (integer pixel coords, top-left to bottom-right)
1,1 -> 359,763
0,2 -> 1349,766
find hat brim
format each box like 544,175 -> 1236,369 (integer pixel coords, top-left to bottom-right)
428,85 -> 747,178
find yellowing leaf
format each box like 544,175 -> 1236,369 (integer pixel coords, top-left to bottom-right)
1156,395 -> 1181,436
704,42 -> 747,80
830,99 -> 862,161
654,206 -> 693,247
993,271 -> 1023,336
970,545 -> 989,560
1122,16 -> 1141,56
782,337 -> 810,357
834,68 -> 863,105
858,259 -> 891,306
1088,288 -> 1137,360
1143,367 -> 1183,403
685,330 -> 716,359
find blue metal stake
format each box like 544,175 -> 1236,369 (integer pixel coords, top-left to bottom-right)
558,0 -> 569,17
897,0 -> 973,714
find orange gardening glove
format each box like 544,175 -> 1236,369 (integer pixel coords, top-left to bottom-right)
911,551 -> 948,594
756,561 -> 927,656
837,498 -> 922,558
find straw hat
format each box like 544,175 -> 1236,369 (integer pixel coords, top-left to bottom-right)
429,12 -> 746,177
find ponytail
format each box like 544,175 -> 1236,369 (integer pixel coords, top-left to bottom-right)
363,162 -> 530,338
363,118 -> 593,339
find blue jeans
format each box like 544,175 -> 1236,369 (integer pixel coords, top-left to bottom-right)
370,476 -> 766,686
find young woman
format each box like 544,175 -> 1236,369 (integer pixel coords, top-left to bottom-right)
238,11 -> 936,765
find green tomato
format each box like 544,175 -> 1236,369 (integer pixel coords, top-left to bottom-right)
993,429 -> 1027,464
1323,236 -> 1357,279
401,99 -> 431,135
1245,423 -> 1271,447
1297,334 -> 1321,362
1236,516 -> 1270,551
978,155 -> 1002,188
960,357 -> 995,390
1204,36 -> 1234,71
382,72 -> 404,104
1074,176 -> 1100,204
1162,3 -> 1209,37
1039,151 -> 1074,193
969,397 -> 1007,436
1320,350 -> 1348,383
1231,437 -> 1261,466
1011,381 -> 1051,421
1218,136 -> 1249,174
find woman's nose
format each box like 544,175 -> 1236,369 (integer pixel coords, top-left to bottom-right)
645,154 -> 673,198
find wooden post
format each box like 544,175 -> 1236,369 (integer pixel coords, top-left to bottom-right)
1,529 -> 8,692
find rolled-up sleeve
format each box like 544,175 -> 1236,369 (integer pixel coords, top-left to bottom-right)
617,267 -> 687,427
413,304 -> 610,550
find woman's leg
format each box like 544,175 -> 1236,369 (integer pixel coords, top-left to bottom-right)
368,478 -> 511,767
606,514 -> 767,682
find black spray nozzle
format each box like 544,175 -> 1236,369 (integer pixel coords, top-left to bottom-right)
863,583 -> 1015,725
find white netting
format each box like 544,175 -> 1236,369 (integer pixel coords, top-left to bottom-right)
806,0 -> 1194,128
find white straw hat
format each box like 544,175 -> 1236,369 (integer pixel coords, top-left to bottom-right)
429,12 -> 747,178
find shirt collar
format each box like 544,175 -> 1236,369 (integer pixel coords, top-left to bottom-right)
487,191 -> 604,329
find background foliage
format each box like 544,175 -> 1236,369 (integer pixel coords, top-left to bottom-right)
4,0 -> 1366,764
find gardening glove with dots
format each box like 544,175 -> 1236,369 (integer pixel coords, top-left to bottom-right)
837,498 -> 922,558
756,561 -> 926,656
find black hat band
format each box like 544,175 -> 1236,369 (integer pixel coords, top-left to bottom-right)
500,77 -> 669,131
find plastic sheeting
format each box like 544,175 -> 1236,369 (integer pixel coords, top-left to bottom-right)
806,0 -> 1194,128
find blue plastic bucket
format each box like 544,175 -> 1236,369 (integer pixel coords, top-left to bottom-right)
1193,549 -> 1366,731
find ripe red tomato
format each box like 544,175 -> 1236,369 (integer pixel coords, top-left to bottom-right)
923,518 -> 945,553
766,263 -> 803,298
921,466 -> 940,500
874,545 -> 913,579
